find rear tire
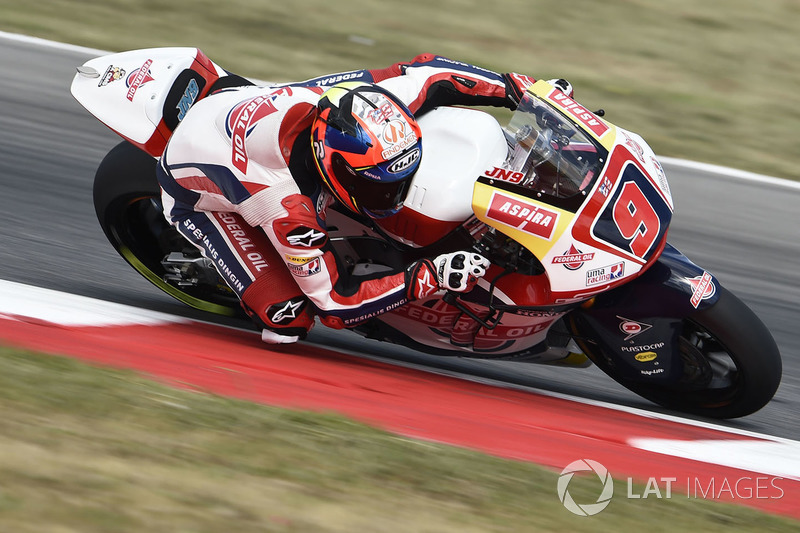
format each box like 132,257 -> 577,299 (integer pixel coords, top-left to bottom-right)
93,141 -> 243,317
581,287 -> 781,418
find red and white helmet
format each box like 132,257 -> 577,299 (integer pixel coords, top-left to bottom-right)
311,82 -> 422,218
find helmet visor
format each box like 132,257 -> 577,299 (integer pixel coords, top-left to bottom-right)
330,153 -> 412,216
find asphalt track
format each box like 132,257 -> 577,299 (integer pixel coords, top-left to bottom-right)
1,32 -> 799,441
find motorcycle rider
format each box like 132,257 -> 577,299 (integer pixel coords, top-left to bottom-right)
157,53 -> 573,344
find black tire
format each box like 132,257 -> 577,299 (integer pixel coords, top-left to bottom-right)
93,141 -> 243,317
580,287 -> 781,419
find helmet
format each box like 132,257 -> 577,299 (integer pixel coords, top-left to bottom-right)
311,82 -> 422,218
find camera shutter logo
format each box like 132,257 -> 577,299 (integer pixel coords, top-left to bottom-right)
557,459 -> 614,516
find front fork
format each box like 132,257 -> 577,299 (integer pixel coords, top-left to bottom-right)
568,243 -> 720,383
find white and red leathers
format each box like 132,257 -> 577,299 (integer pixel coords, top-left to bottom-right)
156,54 -> 537,339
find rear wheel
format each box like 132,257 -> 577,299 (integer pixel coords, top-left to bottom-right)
93,141 -> 243,317
580,287 -> 781,418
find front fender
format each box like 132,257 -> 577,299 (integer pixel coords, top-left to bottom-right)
568,243 -> 720,383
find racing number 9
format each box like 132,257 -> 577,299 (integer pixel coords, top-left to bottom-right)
612,181 -> 660,259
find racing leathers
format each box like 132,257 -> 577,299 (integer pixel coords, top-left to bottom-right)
156,54 -> 542,342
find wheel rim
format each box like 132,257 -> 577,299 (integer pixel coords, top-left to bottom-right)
108,197 -> 242,316
671,319 -> 744,405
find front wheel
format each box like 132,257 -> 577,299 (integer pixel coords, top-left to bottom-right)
580,287 -> 781,418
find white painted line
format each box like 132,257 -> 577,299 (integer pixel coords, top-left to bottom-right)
0,280 -> 187,326
660,156 -> 800,191
628,438 -> 800,480
0,29 -> 107,56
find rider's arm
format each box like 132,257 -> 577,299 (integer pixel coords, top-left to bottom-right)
288,53 -> 538,114
242,187 -> 469,329
367,53 -> 536,115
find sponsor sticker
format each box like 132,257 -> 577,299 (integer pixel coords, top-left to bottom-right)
286,257 -> 321,277
690,271 -> 715,308
634,351 -> 658,362
126,59 -> 154,101
621,342 -> 665,353
586,261 -> 625,287
313,71 -> 366,87
548,90 -> 610,137
388,148 -> 420,174
98,65 -> 125,87
382,119 -> 407,143
485,191 -> 559,240
228,94 -> 279,173
617,316 -> 653,340
650,156 -> 671,196
484,166 -> 525,184
599,176 -> 613,197
552,244 -> 595,270
622,131 -> 646,163
176,78 -> 200,121
380,131 -> 417,159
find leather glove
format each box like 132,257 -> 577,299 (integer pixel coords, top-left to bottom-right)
504,74 -> 575,108
434,251 -> 490,292
406,252 -> 490,300
546,78 -> 574,98
503,72 -> 536,108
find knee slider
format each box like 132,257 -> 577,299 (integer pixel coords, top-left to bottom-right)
241,273 -> 315,335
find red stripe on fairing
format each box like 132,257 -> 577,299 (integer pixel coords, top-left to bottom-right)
1,315 -> 798,520
177,175 -> 225,196
192,48 -> 217,74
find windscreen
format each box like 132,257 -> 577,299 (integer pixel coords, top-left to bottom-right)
502,92 -> 607,203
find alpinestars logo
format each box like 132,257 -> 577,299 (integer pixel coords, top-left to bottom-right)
415,267 -> 438,299
269,299 -> 305,324
286,227 -> 327,248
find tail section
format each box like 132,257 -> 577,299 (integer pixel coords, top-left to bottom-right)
70,47 -> 233,156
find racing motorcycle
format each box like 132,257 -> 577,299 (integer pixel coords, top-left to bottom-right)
70,47 -> 782,419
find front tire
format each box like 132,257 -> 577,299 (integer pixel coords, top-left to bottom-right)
580,287 -> 781,418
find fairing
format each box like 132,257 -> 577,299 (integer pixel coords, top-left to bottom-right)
473,81 -> 674,302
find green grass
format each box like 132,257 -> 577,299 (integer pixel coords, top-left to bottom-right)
0,346 -> 798,532
1,0 -> 799,180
